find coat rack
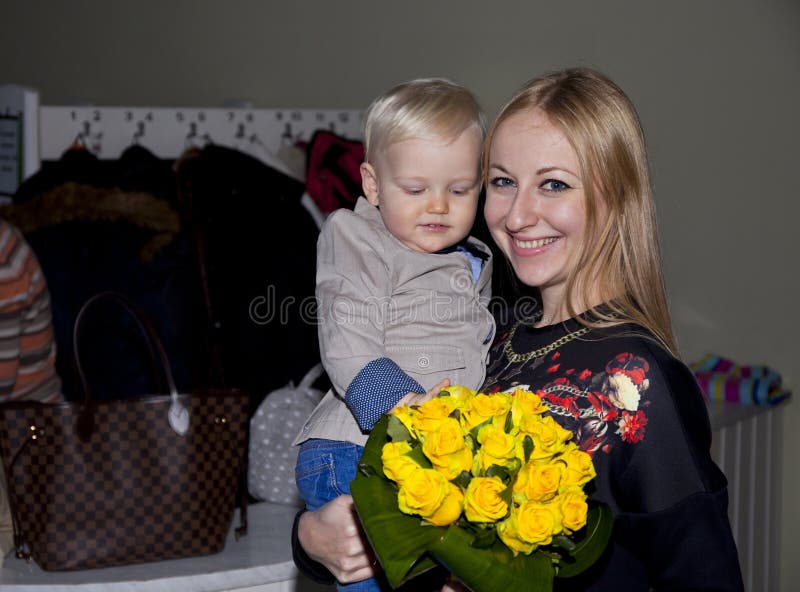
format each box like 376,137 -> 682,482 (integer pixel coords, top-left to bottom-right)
1,84 -> 364,197
39,105 -> 364,160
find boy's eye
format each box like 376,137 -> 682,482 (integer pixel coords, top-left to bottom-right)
541,179 -> 570,192
489,176 -> 515,189
404,188 -> 424,195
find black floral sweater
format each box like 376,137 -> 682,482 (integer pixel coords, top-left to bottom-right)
484,309 -> 743,591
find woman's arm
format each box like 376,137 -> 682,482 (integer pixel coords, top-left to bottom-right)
616,487 -> 743,591
614,347 -> 744,590
292,495 -> 378,584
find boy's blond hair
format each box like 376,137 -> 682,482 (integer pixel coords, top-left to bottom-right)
363,78 -> 486,163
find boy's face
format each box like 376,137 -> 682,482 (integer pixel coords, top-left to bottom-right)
361,127 -> 482,254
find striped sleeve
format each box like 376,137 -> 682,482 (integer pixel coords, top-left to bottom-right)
0,219 -> 62,404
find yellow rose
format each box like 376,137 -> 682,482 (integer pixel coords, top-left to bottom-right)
497,512 -> 536,555
464,476 -> 508,523
510,389 -> 548,427
515,501 -> 563,546
397,468 -> 447,518
519,414 -> 572,461
413,397 -> 457,435
461,393 -> 512,432
513,461 -> 562,503
390,405 -> 418,437
557,445 -> 596,488
422,418 -> 473,479
475,425 -> 519,472
426,481 -> 464,526
440,385 -> 476,408
557,489 -> 588,533
381,441 -> 419,483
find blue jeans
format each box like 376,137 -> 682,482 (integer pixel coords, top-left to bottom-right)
295,439 -> 382,592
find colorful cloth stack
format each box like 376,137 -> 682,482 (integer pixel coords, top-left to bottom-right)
690,354 -> 791,406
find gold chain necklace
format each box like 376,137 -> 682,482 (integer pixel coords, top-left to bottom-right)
503,320 -> 590,363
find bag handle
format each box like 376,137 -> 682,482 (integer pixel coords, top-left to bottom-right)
298,362 -> 325,391
72,292 -> 189,437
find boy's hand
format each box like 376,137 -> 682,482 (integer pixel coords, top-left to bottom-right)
392,378 -> 451,409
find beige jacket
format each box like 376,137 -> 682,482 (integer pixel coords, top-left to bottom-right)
295,198 -> 494,446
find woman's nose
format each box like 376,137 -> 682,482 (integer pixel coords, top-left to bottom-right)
505,193 -> 539,231
427,192 -> 449,214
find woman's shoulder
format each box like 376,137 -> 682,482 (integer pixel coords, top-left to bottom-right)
587,323 -> 698,401
578,322 -> 706,426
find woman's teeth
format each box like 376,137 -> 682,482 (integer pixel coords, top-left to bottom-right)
514,237 -> 558,249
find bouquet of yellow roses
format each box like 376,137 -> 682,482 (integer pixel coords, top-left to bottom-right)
350,386 -> 612,592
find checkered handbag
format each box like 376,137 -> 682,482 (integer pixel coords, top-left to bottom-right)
0,292 -> 249,571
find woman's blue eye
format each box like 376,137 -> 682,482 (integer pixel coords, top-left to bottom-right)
489,177 -> 514,188
541,179 -> 570,192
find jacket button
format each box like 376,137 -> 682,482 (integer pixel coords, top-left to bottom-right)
417,355 -> 430,368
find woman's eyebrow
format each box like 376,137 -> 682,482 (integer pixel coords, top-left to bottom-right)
537,165 -> 579,178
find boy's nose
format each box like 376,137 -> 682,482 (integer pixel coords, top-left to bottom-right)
427,193 -> 449,214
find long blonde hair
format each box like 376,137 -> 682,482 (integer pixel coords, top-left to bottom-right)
486,67 -> 677,354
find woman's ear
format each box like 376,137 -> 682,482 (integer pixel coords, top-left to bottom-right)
361,162 -> 380,206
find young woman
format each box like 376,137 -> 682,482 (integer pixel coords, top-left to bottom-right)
293,68 -> 743,591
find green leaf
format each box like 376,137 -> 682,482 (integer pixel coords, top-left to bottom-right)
351,470 -> 442,586
357,462 -> 377,477
504,411 -> 514,433
386,414 -> 412,442
438,389 -> 451,397
523,435 -> 533,463
465,433 -> 477,452
357,416 -> 387,472
551,535 -> 577,553
498,484 -> 513,507
406,444 -> 433,469
351,416 -> 443,587
555,503 -> 614,579
486,464 -> 511,484
451,470 -> 473,490
470,527 -> 497,550
429,525 -> 555,592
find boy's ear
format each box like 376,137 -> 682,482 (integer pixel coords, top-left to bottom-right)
361,162 -> 380,206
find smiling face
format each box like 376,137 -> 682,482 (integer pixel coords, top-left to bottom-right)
361,126 -> 482,253
484,108 -> 596,321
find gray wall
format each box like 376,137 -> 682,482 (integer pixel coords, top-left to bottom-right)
3,0 -> 799,587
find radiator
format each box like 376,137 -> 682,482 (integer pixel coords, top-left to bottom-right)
709,402 -> 785,592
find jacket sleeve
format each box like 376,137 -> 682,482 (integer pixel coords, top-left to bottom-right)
316,211 -> 390,398
0,221 -> 61,404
